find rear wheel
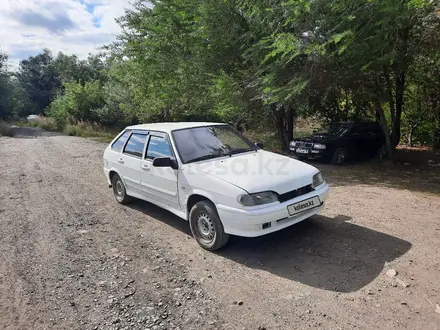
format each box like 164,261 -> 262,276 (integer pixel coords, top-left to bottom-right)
112,174 -> 132,204
331,148 -> 347,165
189,200 -> 229,251
375,143 -> 388,161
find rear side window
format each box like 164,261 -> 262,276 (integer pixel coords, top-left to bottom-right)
124,133 -> 148,158
111,131 -> 130,152
146,136 -> 173,160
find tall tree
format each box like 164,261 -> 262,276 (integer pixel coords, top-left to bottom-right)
0,52 -> 14,119
16,49 -> 60,115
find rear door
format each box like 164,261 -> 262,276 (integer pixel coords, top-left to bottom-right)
107,130 -> 131,175
120,132 -> 149,197
140,133 -> 180,210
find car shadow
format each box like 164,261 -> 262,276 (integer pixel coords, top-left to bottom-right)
218,215 -> 411,292
128,200 -> 193,236
128,200 -> 411,293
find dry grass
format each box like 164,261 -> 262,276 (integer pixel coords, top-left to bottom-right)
19,117 -> 117,142
0,122 -> 13,137
64,121 -> 117,141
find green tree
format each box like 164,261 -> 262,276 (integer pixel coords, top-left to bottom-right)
0,52 -> 13,119
16,49 -> 60,115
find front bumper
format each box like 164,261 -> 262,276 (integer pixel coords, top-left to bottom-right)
290,147 -> 328,159
217,183 -> 329,237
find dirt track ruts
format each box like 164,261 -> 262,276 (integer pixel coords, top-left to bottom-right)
1,127 -> 439,330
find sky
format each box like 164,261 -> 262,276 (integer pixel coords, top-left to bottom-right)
0,0 -> 135,69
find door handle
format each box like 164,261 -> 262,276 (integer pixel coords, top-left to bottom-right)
141,164 -> 150,171
117,158 -> 124,164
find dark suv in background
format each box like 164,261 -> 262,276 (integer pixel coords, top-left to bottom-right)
290,122 -> 386,164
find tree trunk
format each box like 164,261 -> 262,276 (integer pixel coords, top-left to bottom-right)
434,99 -> 440,149
384,67 -> 395,125
286,106 -> 294,145
392,70 -> 405,148
274,107 -> 287,152
273,105 -> 294,152
408,128 -> 413,147
374,101 -> 394,160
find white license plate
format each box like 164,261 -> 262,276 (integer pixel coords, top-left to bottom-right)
296,148 -> 309,154
287,196 -> 321,215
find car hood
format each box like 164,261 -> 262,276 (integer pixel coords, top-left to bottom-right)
297,134 -> 337,143
185,150 -> 319,194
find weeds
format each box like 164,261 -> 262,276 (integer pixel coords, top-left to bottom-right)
64,121 -> 117,140
0,122 -> 13,137
16,117 -> 118,141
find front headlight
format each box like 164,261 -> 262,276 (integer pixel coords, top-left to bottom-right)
312,172 -> 324,188
313,143 -> 326,150
289,141 -> 296,147
238,191 -> 279,206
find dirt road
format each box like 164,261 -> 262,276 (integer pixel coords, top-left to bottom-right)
1,127 -> 440,330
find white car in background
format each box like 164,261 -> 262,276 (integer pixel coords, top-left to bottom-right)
27,115 -> 39,121
103,122 -> 329,250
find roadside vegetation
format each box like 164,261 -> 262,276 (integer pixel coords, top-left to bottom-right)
15,117 -> 117,142
1,0 -> 440,158
0,122 -> 12,137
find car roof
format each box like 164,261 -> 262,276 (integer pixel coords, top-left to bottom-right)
126,122 -> 226,133
331,121 -> 380,125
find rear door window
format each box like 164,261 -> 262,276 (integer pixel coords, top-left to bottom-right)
111,131 -> 130,152
123,133 -> 148,158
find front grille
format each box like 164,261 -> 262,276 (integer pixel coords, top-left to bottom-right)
278,184 -> 314,203
295,141 -> 313,148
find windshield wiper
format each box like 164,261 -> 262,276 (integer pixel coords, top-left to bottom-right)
186,154 -> 226,164
227,148 -> 256,155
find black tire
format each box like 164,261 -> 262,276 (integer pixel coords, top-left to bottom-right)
331,148 -> 347,165
112,174 -> 132,204
189,200 -> 229,251
375,143 -> 388,162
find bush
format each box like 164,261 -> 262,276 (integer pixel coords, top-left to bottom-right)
0,122 -> 12,137
27,117 -> 58,131
39,117 -> 57,131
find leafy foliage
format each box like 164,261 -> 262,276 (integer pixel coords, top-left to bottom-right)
0,0 -> 440,154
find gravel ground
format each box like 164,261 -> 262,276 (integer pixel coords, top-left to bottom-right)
1,127 -> 440,330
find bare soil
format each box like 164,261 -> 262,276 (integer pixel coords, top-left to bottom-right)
1,127 -> 440,330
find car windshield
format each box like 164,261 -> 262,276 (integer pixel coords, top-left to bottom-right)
315,124 -> 351,137
172,125 -> 256,164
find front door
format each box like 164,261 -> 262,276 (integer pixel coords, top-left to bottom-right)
140,133 -> 180,210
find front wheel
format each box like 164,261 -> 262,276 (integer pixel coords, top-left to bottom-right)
189,201 -> 229,251
331,148 -> 347,165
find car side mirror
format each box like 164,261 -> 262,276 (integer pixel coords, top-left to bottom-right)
152,157 -> 178,170
255,142 -> 264,149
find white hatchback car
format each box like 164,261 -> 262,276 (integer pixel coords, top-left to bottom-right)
103,122 -> 329,250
